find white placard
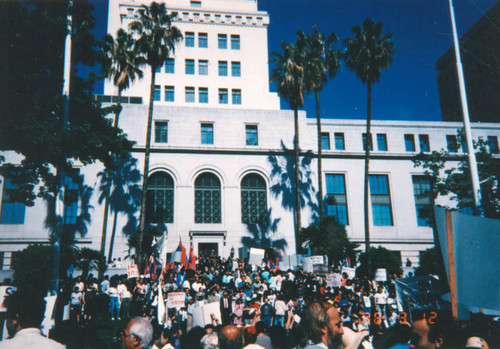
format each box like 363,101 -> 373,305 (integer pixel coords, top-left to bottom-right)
309,255 -> 325,264
167,292 -> 185,309
374,268 -> 387,282
342,267 -> 356,279
313,264 -> 329,274
326,273 -> 342,287
192,301 -> 221,327
127,264 -> 139,279
248,248 -> 265,265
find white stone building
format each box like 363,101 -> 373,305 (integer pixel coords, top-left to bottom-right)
0,0 -> 499,270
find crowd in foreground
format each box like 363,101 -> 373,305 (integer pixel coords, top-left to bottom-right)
0,252 -> 498,349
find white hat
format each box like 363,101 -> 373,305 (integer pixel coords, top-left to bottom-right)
465,337 -> 489,349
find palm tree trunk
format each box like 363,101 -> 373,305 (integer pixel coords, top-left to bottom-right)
99,88 -> 122,263
294,107 -> 301,254
315,91 -> 323,221
107,210 -> 119,262
363,81 -> 372,276
138,67 -> 157,268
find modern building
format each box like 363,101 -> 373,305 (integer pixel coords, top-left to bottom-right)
436,0 -> 500,123
1,0 -> 499,270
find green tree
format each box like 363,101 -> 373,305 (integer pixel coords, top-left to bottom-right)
343,19 -> 394,273
99,28 -> 143,256
357,246 -> 402,279
73,247 -> 106,280
300,216 -> 358,267
129,2 -> 183,265
297,26 -> 340,221
270,41 -> 305,251
415,247 -> 445,277
413,135 -> 500,219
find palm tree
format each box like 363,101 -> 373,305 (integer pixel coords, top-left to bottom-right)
343,19 -> 394,273
270,41 -> 305,253
129,2 -> 183,265
100,28 -> 143,257
297,26 -> 340,221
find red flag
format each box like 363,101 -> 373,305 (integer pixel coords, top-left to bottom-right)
188,243 -> 197,271
179,240 -> 187,268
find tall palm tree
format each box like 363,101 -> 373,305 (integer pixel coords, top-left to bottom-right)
100,28 -> 143,257
297,26 -> 340,221
270,41 -> 305,253
129,2 -> 182,265
343,19 -> 394,274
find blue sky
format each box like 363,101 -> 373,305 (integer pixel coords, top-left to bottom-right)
91,0 -> 498,121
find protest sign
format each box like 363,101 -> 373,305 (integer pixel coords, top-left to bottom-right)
313,264 -> 329,274
342,267 -> 356,279
375,268 -> 387,282
127,264 -> 139,279
248,248 -> 265,265
326,273 -> 342,287
192,302 -> 221,327
167,292 -> 186,309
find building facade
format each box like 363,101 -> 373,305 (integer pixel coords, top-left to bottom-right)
1,0 -> 499,270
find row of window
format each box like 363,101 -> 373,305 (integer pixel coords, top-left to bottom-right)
325,174 -> 433,227
185,32 -> 240,50
155,59 -> 241,77
321,132 -> 499,153
154,122 -> 257,146
153,86 -> 241,105
181,7 -> 264,26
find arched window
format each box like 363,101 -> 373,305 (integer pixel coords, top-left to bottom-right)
146,172 -> 174,223
241,173 -> 267,224
194,173 -> 221,223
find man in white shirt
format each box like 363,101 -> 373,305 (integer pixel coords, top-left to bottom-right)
0,290 -> 65,348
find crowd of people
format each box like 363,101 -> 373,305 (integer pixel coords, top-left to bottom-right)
0,252 -> 497,348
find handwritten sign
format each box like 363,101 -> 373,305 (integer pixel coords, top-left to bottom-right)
326,273 -> 342,287
167,292 -> 185,309
127,264 -> 139,279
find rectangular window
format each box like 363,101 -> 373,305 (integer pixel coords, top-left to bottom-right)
377,134 -> 388,151
218,61 -> 227,76
153,85 -> 161,101
446,135 -> 459,153
335,133 -> 345,150
321,133 -> 330,150
218,88 -> 228,104
412,176 -> 433,227
63,176 -> 79,225
199,60 -> 208,75
362,133 -> 373,151
185,87 -> 195,103
185,59 -> 195,75
0,179 -> 26,224
198,32 -> 208,48
369,175 -> 393,226
231,61 -> 241,77
487,136 -> 499,153
164,85 -> 174,102
190,0 -> 201,7
199,87 -> 208,104
155,121 -> 168,143
246,125 -> 258,146
165,58 -> 174,74
419,134 -> 430,152
231,34 -> 240,50
218,34 -> 227,49
185,32 -> 195,47
404,134 -> 416,152
156,65 -> 162,73
201,123 -> 213,144
325,174 -> 349,225
232,89 -> 241,105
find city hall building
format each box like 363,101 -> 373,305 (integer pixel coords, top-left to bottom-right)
0,0 -> 499,270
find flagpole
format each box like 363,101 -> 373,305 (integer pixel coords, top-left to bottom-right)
448,0 -> 483,215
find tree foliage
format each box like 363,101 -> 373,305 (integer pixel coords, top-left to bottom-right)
0,0 -> 133,205
415,247 -> 445,277
300,216 -> 358,267
356,246 -> 403,279
413,133 -> 500,218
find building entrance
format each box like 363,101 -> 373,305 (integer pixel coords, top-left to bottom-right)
198,242 -> 219,258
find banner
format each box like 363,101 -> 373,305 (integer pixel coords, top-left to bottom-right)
248,248 -> 265,265
374,268 -> 387,282
167,292 -> 185,309
279,254 -> 298,270
313,264 -> 329,274
192,302 -> 221,327
326,273 -> 342,287
127,265 -> 139,279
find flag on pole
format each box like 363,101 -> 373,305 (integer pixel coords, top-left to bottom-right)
157,276 -> 166,325
188,243 -> 197,271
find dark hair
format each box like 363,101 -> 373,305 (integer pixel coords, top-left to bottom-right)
255,321 -> 266,334
302,302 -> 333,344
412,310 -> 457,347
4,290 -> 46,329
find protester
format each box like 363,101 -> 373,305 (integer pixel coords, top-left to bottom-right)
302,301 -> 344,349
120,317 -> 154,349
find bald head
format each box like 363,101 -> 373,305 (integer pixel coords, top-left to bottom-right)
219,325 -> 242,349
